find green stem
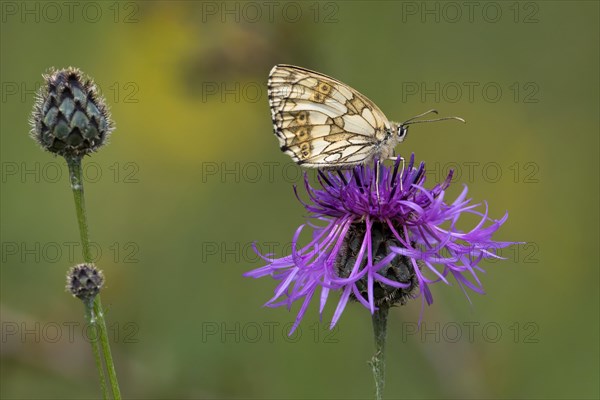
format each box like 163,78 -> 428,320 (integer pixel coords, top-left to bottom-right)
94,296 -> 121,400
67,157 -> 92,262
370,304 -> 389,400
85,301 -> 109,400
67,157 -> 122,400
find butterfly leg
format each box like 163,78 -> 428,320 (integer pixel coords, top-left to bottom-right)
375,159 -> 381,204
398,156 -> 405,192
387,152 -> 405,192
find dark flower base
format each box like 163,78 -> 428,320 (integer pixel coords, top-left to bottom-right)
337,221 -> 419,308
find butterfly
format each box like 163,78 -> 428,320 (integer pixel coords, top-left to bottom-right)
267,64 -> 464,169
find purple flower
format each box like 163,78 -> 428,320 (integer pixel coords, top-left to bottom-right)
245,155 -> 515,334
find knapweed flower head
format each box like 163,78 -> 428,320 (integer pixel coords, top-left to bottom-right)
66,263 -> 104,305
30,67 -> 114,158
245,155 -> 515,333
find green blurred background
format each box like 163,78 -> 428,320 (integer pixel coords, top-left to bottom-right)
1,1 -> 598,399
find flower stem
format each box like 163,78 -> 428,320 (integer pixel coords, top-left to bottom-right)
84,301 -> 109,400
67,157 -> 92,262
67,157 -> 122,400
369,304 -> 389,400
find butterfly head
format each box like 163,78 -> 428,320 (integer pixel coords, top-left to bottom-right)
397,124 -> 409,143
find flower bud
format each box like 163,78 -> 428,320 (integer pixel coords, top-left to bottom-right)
66,263 -> 104,304
30,67 -> 114,158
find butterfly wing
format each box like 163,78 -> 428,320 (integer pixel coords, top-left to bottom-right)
268,65 -> 392,168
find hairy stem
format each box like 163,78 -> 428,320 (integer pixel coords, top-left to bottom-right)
84,301 -> 109,399
67,157 -> 122,400
369,304 -> 389,400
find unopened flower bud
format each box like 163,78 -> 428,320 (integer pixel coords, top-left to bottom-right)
30,67 -> 114,158
66,263 -> 104,304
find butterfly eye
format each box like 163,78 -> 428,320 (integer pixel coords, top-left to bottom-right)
398,125 -> 408,140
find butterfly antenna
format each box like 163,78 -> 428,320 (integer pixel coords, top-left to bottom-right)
401,109 -> 439,124
402,115 -> 466,125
